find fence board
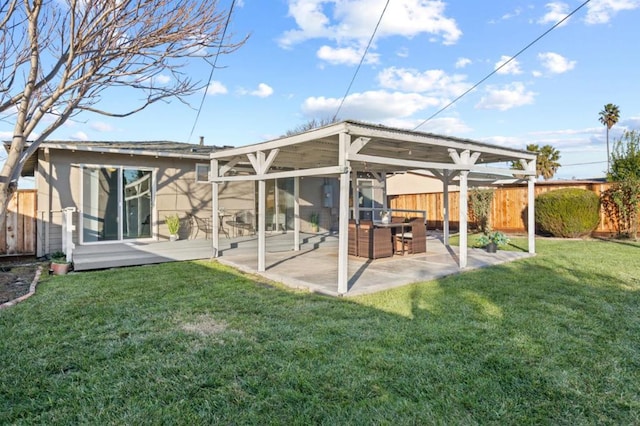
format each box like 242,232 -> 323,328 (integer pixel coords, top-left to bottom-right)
1,190 -> 37,256
389,182 -> 633,235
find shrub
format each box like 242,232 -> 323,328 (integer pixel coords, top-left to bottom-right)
469,188 -> 494,233
535,188 -> 600,237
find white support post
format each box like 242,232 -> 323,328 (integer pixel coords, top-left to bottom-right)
61,207 -> 76,262
459,171 -> 469,268
351,169 -> 358,222
294,176 -> 300,251
211,159 -> 219,258
258,178 -> 266,271
338,133 -> 351,294
443,170 -> 450,245
528,175 -> 536,254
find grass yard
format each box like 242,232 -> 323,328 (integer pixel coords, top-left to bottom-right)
1,238 -> 639,424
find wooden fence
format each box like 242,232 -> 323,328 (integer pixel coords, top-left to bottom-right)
0,189 -> 37,256
388,181 -> 620,235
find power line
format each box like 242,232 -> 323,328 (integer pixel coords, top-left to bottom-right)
413,0 -> 592,131
187,0 -> 237,143
332,0 -> 390,121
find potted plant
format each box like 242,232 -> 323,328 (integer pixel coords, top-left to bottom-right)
309,212 -> 320,232
166,214 -> 181,241
477,231 -> 510,253
380,210 -> 390,224
50,251 -> 71,275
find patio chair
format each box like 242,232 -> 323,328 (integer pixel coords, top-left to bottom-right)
187,213 -> 213,239
357,221 -> 393,259
229,210 -> 255,236
348,219 -> 358,256
395,218 -> 426,254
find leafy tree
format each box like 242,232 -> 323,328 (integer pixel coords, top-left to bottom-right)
609,130 -> 640,182
511,144 -> 561,180
0,0 -> 246,224
602,130 -> 640,240
599,103 -> 621,173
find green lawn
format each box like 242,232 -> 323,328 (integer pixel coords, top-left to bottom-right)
1,238 -> 639,424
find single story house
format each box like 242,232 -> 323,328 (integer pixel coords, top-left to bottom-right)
10,139 -> 347,258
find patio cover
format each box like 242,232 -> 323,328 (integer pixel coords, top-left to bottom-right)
209,120 -> 537,295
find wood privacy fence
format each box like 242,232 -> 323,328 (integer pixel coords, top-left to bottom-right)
1,189 -> 37,256
388,181 -> 620,235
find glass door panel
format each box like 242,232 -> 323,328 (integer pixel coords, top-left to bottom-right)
122,169 -> 152,239
82,167 -> 119,242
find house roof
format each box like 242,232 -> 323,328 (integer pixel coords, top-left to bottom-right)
210,120 -> 537,183
4,140 -> 234,177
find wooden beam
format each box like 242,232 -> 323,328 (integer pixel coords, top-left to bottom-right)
210,166 -> 347,182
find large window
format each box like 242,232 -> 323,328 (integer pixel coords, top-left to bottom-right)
82,167 -> 153,242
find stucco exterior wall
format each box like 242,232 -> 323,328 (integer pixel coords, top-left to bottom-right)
386,172 -> 459,195
36,148 -> 211,256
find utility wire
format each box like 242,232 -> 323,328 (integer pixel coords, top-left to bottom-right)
187,0 -> 237,143
413,0 -> 592,131
332,0 -> 390,121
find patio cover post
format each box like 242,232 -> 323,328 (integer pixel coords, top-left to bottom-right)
338,132 -> 351,294
351,169 -> 358,222
294,176 -> 300,251
443,170 -> 450,245
528,175 -> 536,254
258,178 -> 266,271
211,159 -> 219,258
459,170 -> 468,268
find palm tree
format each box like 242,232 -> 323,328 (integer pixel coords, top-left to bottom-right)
510,143 -> 561,180
537,144 -> 561,180
599,103 -> 621,173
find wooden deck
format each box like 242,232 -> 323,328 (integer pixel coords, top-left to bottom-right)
71,233 -> 335,271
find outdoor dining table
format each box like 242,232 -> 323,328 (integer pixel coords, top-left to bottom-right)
372,221 -> 412,255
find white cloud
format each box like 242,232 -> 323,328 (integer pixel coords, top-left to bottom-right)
396,47 -> 409,58
455,57 -> 472,69
316,45 -> 379,65
538,2 -> 571,26
250,83 -> 274,98
206,81 -> 228,95
495,55 -> 522,75
279,0 -> 462,54
154,74 -> 171,85
413,116 -> 473,135
476,82 -> 536,111
0,131 -> 14,139
537,52 -> 576,74
90,121 -> 114,132
302,90 -> 439,121
70,131 -> 89,141
377,67 -> 471,99
585,0 -> 640,24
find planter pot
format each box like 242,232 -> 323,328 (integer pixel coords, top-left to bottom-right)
51,262 -> 71,275
485,242 -> 497,253
169,234 -> 179,242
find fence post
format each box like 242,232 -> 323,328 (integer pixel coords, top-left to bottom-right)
61,207 -> 76,262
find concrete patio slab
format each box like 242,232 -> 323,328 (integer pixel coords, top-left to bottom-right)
215,232 -> 534,297
72,231 -> 533,297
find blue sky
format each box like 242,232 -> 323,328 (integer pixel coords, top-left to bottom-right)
4,0 -> 640,181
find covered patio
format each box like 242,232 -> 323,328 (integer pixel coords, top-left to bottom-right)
71,231 -> 533,297
210,120 -> 537,295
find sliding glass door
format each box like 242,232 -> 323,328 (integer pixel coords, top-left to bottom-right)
82,167 -> 153,243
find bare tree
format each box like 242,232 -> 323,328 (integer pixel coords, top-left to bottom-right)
0,0 -> 246,219
283,117 -> 341,137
